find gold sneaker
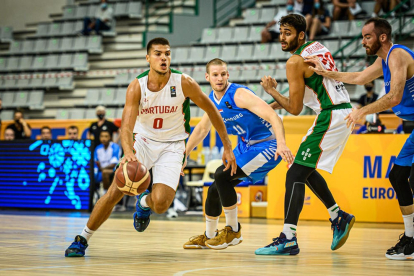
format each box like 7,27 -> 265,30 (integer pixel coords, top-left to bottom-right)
205,223 -> 243,250
183,233 -> 210,249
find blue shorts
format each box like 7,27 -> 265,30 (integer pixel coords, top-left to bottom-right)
395,131 -> 414,167
234,139 -> 282,184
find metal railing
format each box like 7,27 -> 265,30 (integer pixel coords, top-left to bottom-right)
213,0 -> 255,27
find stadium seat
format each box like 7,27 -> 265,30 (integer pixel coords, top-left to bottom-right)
188,47 -> 206,63
199,85 -> 210,95
28,90 -> 44,109
56,109 -> 70,120
57,74 -> 74,90
73,37 -> 87,51
260,7 -> 277,24
9,41 -> 22,53
174,47 -> 189,63
60,37 -> 74,51
204,46 -> 222,62
0,110 -> 14,120
233,26 -> 249,42
7,57 -> 19,71
69,108 -> 85,119
16,75 -> 31,89
322,40 -> 340,54
348,20 -> 364,37
2,78 -> 16,89
21,40 -> 35,54
32,56 -> 46,70
19,56 -> 34,71
87,4 -> 98,18
115,108 -> 123,119
85,108 -> 96,119
34,39 -> 48,53
105,108 -> 116,119
87,36 -> 102,53
243,8 -> 261,24
0,26 -> 13,42
252,43 -> 271,61
49,22 -> 62,36
46,38 -> 61,52
85,89 -> 100,106
201,28 -> 217,44
63,6 -> 76,20
13,91 -> 29,107
36,23 -> 49,37
2,92 -> 15,107
114,2 -> 128,17
115,88 -> 127,105
257,64 -> 276,80
61,22 -> 76,35
192,67 -> 206,82
239,64 -> 259,82
59,54 -> 73,69
327,21 -> 349,38
128,2 -> 142,18
235,45 -> 253,61
114,72 -> 130,85
31,75 -> 44,87
43,75 -> 57,87
275,63 -> 287,80
247,26 -> 262,42
0,57 -> 7,72
72,53 -> 88,71
402,18 -> 414,34
100,88 -> 116,105
217,27 -> 234,43
269,43 -> 289,60
75,5 -> 89,19
221,45 -> 237,61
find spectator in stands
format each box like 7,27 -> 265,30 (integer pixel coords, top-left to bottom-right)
307,1 -> 332,40
372,0 -> 399,17
6,110 -> 31,139
88,105 -> 119,147
68,125 -> 79,140
4,128 -> 15,141
356,114 -> 386,134
357,81 -> 378,108
81,0 -> 113,35
94,130 -> 121,191
332,0 -> 362,20
261,0 -> 303,43
40,126 -> 52,140
302,0 -> 317,31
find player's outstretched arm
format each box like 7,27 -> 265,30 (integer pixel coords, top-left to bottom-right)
180,113 -> 212,176
182,75 -> 237,175
234,88 -> 294,164
344,50 -> 408,129
261,56 -> 305,116
120,79 -> 140,164
305,55 -> 383,85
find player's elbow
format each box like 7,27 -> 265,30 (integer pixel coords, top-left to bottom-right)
290,107 -> 302,116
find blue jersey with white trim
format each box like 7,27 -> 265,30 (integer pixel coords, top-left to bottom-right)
382,44 -> 414,121
208,83 -> 274,145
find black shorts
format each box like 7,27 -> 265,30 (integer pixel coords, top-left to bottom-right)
269,30 -> 279,41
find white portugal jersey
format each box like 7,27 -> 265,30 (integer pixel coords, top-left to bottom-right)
133,69 -> 191,142
294,41 -> 350,114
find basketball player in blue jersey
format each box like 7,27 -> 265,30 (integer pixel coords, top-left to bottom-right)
182,58 -> 294,250
306,17 -> 414,260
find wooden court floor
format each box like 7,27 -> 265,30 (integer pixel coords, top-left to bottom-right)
0,213 -> 414,276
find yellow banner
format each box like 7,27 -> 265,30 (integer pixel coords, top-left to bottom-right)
267,134 -> 409,223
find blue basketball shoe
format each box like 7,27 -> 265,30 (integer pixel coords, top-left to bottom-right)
65,235 -> 88,257
134,190 -> 151,232
330,209 -> 355,250
255,232 -> 300,255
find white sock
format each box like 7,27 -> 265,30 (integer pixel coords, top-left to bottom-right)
140,195 -> 149,208
403,213 -> 414,237
282,224 -> 297,240
80,226 -> 95,242
328,204 -> 340,221
205,216 -> 219,239
224,206 -> 238,232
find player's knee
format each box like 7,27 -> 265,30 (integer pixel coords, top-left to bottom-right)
207,182 -> 219,198
150,193 -> 171,214
205,183 -> 222,216
214,165 -> 229,186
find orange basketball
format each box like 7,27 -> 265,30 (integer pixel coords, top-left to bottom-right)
115,161 -> 151,196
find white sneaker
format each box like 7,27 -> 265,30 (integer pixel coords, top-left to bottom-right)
166,208 -> 178,218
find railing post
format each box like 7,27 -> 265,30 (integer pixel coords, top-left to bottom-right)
237,0 -> 242,17
213,0 -> 217,27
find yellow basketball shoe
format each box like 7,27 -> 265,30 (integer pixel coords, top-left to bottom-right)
205,223 -> 243,250
183,233 -> 211,249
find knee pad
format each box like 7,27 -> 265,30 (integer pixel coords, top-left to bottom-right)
389,165 -> 412,206
205,182 -> 222,217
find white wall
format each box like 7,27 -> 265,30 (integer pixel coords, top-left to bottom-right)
0,0 -> 67,31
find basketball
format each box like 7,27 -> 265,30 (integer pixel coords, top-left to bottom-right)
115,161 -> 151,196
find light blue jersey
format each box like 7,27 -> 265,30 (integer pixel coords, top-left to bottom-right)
382,45 -> 414,166
209,82 -> 281,183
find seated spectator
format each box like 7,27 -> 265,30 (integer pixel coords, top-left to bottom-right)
261,0 -> 304,43
88,105 -> 119,147
356,114 -> 386,134
82,0 -> 113,35
302,0 -> 316,31
0,97 -> 2,130
308,1 -> 332,40
40,126 -> 52,140
6,110 -> 31,139
4,128 -> 15,141
67,125 -> 79,140
357,82 -> 378,108
94,130 -> 121,191
332,0 -> 362,20
372,0 -> 399,17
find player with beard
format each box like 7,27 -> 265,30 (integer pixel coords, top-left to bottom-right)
255,14 -> 355,256
306,17 -> 414,260
65,38 -> 237,257
182,58 -> 294,250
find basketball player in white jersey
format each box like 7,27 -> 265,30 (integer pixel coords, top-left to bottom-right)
255,14 -> 355,255
65,37 -> 236,257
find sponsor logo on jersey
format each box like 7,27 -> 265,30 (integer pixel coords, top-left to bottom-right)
140,106 -> 179,115
170,86 -> 176,97
225,101 -> 232,109
223,112 -> 243,123
219,109 -> 223,112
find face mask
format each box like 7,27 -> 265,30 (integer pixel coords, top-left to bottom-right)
287,4 -> 294,11
365,86 -> 373,92
314,2 -> 320,9
101,3 -> 108,9
97,114 -> 104,120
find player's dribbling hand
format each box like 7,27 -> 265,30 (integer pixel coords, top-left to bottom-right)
304,56 -> 327,76
260,76 -> 278,93
222,147 -> 237,176
121,152 -> 138,164
344,108 -> 362,130
180,158 -> 187,176
275,143 -> 294,164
